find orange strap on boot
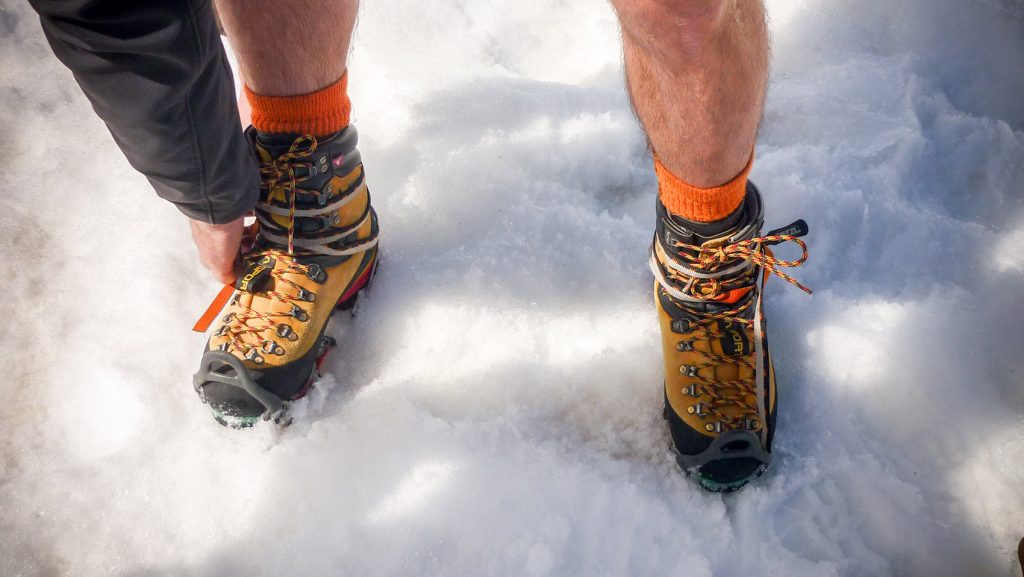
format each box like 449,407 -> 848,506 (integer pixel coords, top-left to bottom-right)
193,284 -> 236,333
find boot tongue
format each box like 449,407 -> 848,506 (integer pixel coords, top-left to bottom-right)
254,130 -> 334,204
253,131 -> 339,254
255,131 -> 307,159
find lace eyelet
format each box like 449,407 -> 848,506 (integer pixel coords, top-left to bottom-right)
244,348 -> 264,365
688,403 -> 707,416
296,288 -> 316,302
676,341 -> 693,352
705,421 -> 725,433
680,365 -> 699,377
306,263 -> 327,284
289,305 -> 309,322
276,323 -> 299,341
317,181 -> 334,205
671,320 -> 691,334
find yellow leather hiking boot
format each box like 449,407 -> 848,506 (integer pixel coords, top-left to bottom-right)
193,126 -> 379,427
650,184 -> 810,491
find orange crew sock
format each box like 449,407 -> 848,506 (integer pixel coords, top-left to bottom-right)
654,154 -> 752,223
244,73 -> 351,137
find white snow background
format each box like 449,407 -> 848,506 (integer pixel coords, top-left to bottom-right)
2,0 -> 1023,575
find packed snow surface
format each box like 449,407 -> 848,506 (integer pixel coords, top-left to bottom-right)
2,0 -> 1024,575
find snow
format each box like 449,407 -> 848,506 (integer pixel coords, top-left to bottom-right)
2,0 -> 1023,575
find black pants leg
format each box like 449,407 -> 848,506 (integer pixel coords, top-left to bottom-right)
29,0 -> 258,224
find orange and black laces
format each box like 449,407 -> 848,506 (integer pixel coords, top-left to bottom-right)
662,230 -> 811,432
192,136 -> 334,360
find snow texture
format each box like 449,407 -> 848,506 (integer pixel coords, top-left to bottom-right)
2,0 -> 1024,575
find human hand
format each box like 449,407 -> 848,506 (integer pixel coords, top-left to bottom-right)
189,216 -> 246,284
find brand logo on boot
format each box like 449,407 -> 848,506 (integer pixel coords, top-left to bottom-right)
236,256 -> 276,294
716,320 -> 749,356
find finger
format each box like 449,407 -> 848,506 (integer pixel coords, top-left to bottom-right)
214,269 -> 236,285
189,216 -> 246,283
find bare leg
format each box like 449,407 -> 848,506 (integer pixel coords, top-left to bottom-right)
189,0 -> 359,283
214,0 -> 359,96
611,0 -> 768,188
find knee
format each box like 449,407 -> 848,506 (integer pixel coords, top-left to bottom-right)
613,0 -> 730,53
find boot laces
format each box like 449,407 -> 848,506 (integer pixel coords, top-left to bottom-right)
259,135 -> 321,255
218,251 -> 320,363
215,136 -> 338,362
662,231 -> 811,433
669,233 -> 811,299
